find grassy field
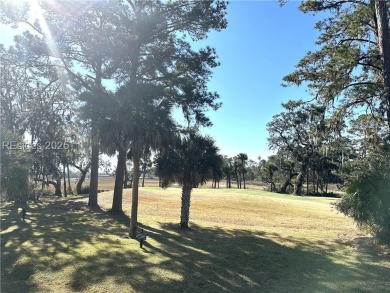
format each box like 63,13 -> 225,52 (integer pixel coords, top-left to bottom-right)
1,187 -> 389,292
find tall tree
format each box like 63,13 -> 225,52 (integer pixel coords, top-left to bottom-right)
96,83 -> 175,215
237,153 -> 248,189
1,0 -> 123,206
109,0 -> 227,237
374,0 -> 390,129
222,156 -> 233,188
155,131 -> 221,228
283,0 -> 390,130
1,44 -> 75,197
267,100 -> 327,195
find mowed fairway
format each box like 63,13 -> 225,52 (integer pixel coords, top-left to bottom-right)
1,188 -> 390,293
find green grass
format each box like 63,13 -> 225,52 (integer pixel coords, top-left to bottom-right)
1,188 -> 389,292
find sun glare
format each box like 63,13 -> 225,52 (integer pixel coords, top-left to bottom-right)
29,0 -> 58,57
29,0 -> 68,86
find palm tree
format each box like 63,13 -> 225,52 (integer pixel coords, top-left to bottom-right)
211,155 -> 224,188
97,83 -> 175,219
237,153 -> 248,189
233,158 -> 240,188
155,131 -> 220,228
222,156 -> 232,188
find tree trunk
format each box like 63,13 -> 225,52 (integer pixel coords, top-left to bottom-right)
55,177 -> 61,196
88,128 -> 99,207
129,173 -> 133,188
375,0 -> 390,130
129,148 -> 141,238
280,172 -> 297,194
312,170 -> 316,195
180,184 -> 193,228
112,147 -> 126,213
306,172 -> 309,195
294,169 -> 306,196
63,164 -> 67,197
67,164 -> 72,194
76,170 -> 87,194
124,164 -> 129,188
243,173 -> 246,189
271,182 -> 276,192
73,162 -> 90,194
142,164 -> 146,187
35,178 -> 60,195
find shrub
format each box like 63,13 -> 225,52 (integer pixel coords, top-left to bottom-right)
335,145 -> 390,244
0,126 -> 32,204
79,186 -> 90,194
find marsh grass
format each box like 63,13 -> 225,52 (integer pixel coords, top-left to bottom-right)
1,188 -> 389,292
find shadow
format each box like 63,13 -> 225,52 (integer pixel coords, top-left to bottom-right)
1,197 -> 389,293
1,198 -> 127,292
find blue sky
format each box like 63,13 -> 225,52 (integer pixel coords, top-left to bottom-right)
1,1 -> 324,162
194,1 -> 324,161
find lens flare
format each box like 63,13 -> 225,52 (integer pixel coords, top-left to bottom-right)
29,0 -> 68,86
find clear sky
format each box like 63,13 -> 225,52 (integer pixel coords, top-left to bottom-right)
194,1 -> 324,162
1,1 -> 324,163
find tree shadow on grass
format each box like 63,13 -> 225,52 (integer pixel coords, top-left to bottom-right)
1,199 -> 129,292
136,223 -> 390,293
1,198 -> 389,293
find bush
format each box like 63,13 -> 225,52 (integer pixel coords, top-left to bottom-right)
335,145 -> 390,244
79,186 -> 90,194
0,126 -> 32,203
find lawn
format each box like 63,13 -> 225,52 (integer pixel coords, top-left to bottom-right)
1,188 -> 389,293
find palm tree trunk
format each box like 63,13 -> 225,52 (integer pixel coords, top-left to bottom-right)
180,184 -> 192,228
129,148 -> 141,238
112,147 -> 126,213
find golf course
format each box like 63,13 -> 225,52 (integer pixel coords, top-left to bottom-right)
2,0 -> 390,292
1,188 -> 389,292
